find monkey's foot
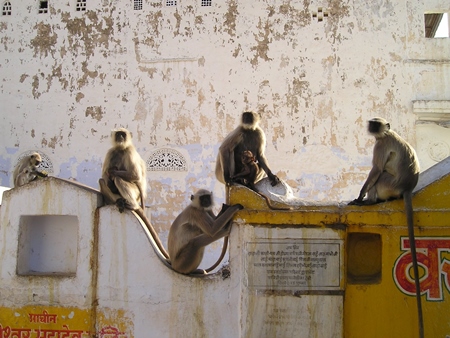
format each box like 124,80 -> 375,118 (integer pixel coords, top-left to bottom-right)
116,198 -> 127,213
348,199 -> 364,206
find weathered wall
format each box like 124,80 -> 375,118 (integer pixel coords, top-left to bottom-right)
2,161 -> 450,337
0,0 -> 449,234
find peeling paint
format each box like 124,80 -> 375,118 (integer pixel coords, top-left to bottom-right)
224,0 -> 238,37
250,19 -> 273,66
30,23 -> 57,58
0,0 -> 448,215
85,106 -> 105,122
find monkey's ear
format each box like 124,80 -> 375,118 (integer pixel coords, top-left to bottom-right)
190,194 -> 194,201
386,123 -> 390,130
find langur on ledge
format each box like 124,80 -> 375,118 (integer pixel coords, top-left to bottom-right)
215,111 -> 280,187
99,128 -> 169,259
168,189 -> 243,275
348,117 -> 423,338
13,152 -> 48,187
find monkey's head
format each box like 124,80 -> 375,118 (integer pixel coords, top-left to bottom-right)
241,150 -> 256,164
368,117 -> 390,138
241,111 -> 260,130
30,152 -> 42,166
191,189 -> 213,210
112,128 -> 132,149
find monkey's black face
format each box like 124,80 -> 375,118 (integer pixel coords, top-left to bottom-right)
199,194 -> 212,208
115,131 -> 127,143
31,155 -> 41,165
242,112 -> 254,125
368,121 -> 382,134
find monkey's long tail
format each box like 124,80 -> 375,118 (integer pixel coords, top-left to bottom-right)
205,236 -> 229,273
133,209 -> 170,260
404,190 -> 424,338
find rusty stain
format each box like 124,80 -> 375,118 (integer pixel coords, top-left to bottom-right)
32,75 -> 41,99
166,113 -> 200,144
173,11 -> 182,37
183,76 -> 197,97
272,125 -> 285,145
232,44 -> 242,58
70,117 -> 77,129
224,0 -> 238,37
134,101 -> 147,122
250,19 -> 272,66
366,57 -> 387,81
78,62 -> 99,88
85,106 -> 105,122
61,11 -> 116,59
198,89 -> 206,106
48,135 -> 63,149
76,92 -> 85,103
51,64 -> 68,90
325,1 -> 351,43
138,66 -> 158,78
389,52 -> 402,62
30,23 -> 57,58
287,77 -> 312,111
195,16 -> 203,25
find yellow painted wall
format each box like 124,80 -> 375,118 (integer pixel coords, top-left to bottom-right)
228,168 -> 450,338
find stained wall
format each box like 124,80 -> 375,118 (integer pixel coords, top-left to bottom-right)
0,0 -> 449,235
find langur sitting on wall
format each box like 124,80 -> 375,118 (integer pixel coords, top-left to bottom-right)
215,111 -> 280,187
168,189 -> 243,275
99,128 -> 169,259
13,152 -> 48,187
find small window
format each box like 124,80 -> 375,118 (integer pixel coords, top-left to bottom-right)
165,0 -> 177,7
424,12 -> 449,38
134,0 -> 142,10
38,0 -> 48,14
76,0 -> 86,12
201,0 -> 211,6
2,1 -> 12,15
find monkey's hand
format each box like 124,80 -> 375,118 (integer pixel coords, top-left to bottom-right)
268,174 -> 280,187
108,166 -> 120,179
36,171 -> 48,178
108,169 -> 117,178
217,203 -> 231,217
348,198 -> 364,206
225,177 -> 234,186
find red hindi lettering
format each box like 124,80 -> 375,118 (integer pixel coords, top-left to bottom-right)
394,237 -> 450,301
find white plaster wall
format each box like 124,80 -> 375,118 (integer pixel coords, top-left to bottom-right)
0,0 -> 449,235
97,205 -> 238,338
0,178 -> 101,308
